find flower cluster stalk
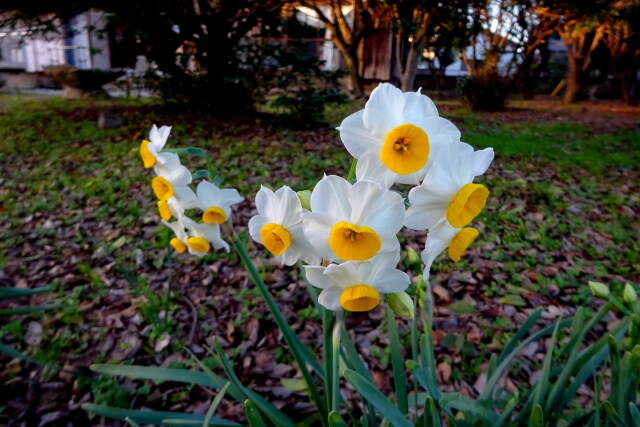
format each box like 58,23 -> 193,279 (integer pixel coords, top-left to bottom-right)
331,310 -> 343,413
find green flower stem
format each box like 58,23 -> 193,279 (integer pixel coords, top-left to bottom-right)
331,310 -> 343,413
221,223 -> 328,424
421,276 -> 434,334
411,297 -> 420,417
205,156 -> 215,181
346,159 -> 357,182
607,294 -> 632,316
323,307 -> 334,412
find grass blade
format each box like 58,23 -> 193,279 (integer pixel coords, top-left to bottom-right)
594,358 -> 602,427
0,286 -> 52,299
0,305 -> 60,315
497,307 -> 543,365
82,403 -> 241,426
227,228 -> 323,377
203,382 -> 232,427
387,308 -> 408,414
479,318 -> 572,402
419,333 -> 441,399
544,309 -> 590,415
213,338 -> 295,427
328,411 -> 349,427
1,342 -> 83,377
125,416 -> 142,427
607,336 -> 624,417
341,325 -> 376,426
424,396 -> 442,427
603,401 -> 628,427
344,369 -> 412,427
91,364 -> 226,390
628,403 -> 640,427
529,404 -> 543,427
244,400 -> 266,427
533,319 -> 561,408
559,317 -> 631,409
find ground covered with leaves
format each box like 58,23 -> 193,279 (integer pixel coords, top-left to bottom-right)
0,94 -> 639,425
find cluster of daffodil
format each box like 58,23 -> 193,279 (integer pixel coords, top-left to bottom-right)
140,125 -> 244,257
249,83 -> 494,316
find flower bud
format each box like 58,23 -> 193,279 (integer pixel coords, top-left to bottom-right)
296,190 -> 312,211
588,281 -> 610,298
387,292 -> 415,319
407,247 -> 420,264
623,283 -> 638,304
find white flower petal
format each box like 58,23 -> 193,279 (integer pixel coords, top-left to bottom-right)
273,186 -> 303,228
472,147 -> 494,177
413,116 -> 461,142
288,222 -> 321,265
310,176 -> 351,219
149,125 -> 161,145
337,110 -> 383,158
305,266 -> 333,289
421,221 -> 459,270
318,287 -> 343,311
401,90 -> 439,121
173,185 -> 199,208
405,185 -> 451,230
248,215 -> 268,244
355,153 -> 396,188
363,83 -> 405,136
196,181 -> 243,218
255,186 -> 277,219
302,212 -> 337,262
323,262 -> 358,289
349,180 -> 405,233
370,268 -> 410,294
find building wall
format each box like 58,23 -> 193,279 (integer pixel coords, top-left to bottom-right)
0,11 -> 111,72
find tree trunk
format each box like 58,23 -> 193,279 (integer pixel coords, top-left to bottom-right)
343,50 -> 365,96
399,48 -> 420,92
564,54 -> 583,104
618,76 -> 638,106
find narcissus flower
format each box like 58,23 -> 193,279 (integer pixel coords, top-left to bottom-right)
337,83 -> 460,188
184,217 -> 230,255
162,219 -> 190,254
303,175 -> 405,263
405,141 -> 493,231
163,218 -> 229,256
421,221 -> 480,273
152,153 -> 196,205
249,186 -> 320,266
140,125 -> 172,168
195,181 -> 244,225
305,253 -> 410,312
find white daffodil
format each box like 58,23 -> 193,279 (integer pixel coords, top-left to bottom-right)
140,124 -> 172,168
305,252 -> 410,312
162,218 -> 189,254
405,141 -> 494,231
248,186 -> 320,266
337,83 -> 460,188
194,181 -> 244,225
156,188 -> 199,222
183,217 -> 230,255
302,175 -> 405,263
151,152 -> 196,207
421,221 -> 480,273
